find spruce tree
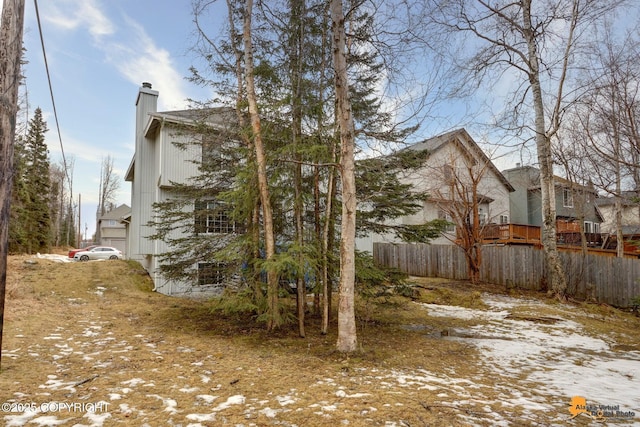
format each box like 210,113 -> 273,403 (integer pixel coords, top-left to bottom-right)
152,1 -> 445,333
8,135 -> 29,253
23,107 -> 51,253
356,149 -> 448,241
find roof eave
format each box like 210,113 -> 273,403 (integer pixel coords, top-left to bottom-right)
125,156 -> 135,182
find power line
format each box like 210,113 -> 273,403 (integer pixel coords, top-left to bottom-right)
33,0 -> 72,191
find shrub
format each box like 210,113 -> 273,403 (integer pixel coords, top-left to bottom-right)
355,250 -> 410,299
631,295 -> 640,316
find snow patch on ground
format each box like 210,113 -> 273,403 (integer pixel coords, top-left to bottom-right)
4,286 -> 639,426
419,294 -> 640,422
35,254 -> 72,263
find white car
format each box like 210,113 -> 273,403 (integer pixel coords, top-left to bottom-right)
73,246 -> 123,261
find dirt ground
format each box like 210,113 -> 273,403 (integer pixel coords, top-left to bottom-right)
1,254 -> 639,426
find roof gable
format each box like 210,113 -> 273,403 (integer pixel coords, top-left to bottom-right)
503,165 -> 598,195
144,107 -> 238,138
99,204 -> 131,221
403,128 -> 515,192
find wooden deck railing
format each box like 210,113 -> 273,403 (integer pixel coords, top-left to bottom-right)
556,231 -> 604,247
481,224 -> 541,245
479,224 -> 607,248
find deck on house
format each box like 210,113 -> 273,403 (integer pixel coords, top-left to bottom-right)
476,224 -> 639,258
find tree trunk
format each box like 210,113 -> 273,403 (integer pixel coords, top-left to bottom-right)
313,163 -> 321,317
615,150 -> 624,258
613,96 -> 624,258
290,0 -> 306,338
321,144 -> 337,335
317,4 -> 332,333
224,0 -> 262,302
331,0 -> 357,353
522,0 -> 567,298
0,0 -> 26,371
243,0 -> 280,330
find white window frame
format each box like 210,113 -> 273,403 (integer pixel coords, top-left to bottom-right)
438,210 -> 456,233
478,212 -> 488,226
584,221 -> 600,234
443,164 -> 454,183
563,188 -> 574,208
195,200 -> 237,234
198,262 -> 226,286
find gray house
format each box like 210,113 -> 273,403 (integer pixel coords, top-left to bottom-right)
125,83 -> 239,297
357,129 -> 514,252
502,165 -> 603,236
96,203 -> 130,255
596,192 -> 640,236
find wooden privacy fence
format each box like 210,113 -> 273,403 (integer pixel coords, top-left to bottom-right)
373,243 -> 640,308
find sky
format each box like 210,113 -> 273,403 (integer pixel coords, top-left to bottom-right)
18,0 -> 221,241
14,0 -> 512,243
16,0 -> 520,244
11,0 -> 640,242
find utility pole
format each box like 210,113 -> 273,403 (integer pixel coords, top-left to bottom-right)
0,0 -> 27,371
78,193 -> 81,246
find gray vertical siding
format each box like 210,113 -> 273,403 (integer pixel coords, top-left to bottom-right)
130,86 -> 158,260
160,131 -> 201,187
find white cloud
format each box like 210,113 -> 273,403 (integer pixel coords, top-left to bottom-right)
80,1 -> 115,37
43,0 -> 114,37
39,1 -> 188,110
101,17 -> 188,110
48,131 -> 106,165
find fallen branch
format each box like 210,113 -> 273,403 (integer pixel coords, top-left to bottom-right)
74,375 -> 99,387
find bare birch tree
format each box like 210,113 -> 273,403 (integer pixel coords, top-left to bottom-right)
95,155 -> 120,241
243,0 -> 282,331
331,0 -> 357,353
97,155 -> 119,217
434,0 -> 619,298
566,27 -> 640,257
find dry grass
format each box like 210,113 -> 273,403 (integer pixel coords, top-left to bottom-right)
1,255 -> 638,426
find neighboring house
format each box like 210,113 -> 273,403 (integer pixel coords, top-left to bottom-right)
596,191 -> 640,236
502,165 -> 603,243
96,204 -> 130,255
125,83 -> 239,297
357,128 -> 514,252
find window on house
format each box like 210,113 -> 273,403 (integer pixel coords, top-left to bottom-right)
198,262 -> 226,286
438,210 -> 456,232
563,188 -> 574,208
499,215 -> 509,224
584,221 -> 600,234
195,200 -> 237,234
443,164 -> 454,183
478,212 -> 488,225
